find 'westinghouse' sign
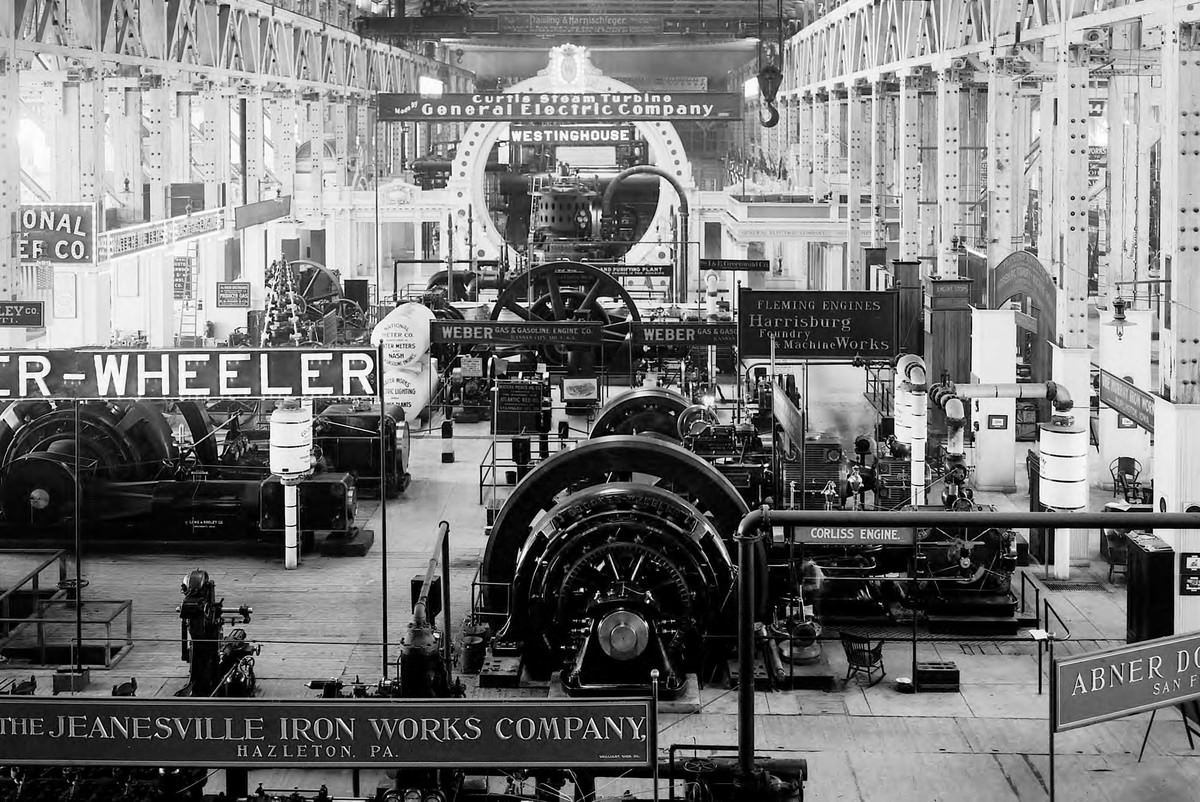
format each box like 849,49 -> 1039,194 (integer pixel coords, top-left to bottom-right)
0,698 -> 652,769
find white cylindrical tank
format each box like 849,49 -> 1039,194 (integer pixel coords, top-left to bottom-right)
269,404 -> 313,478
372,302 -> 436,371
1038,420 -> 1088,510
893,384 -> 912,445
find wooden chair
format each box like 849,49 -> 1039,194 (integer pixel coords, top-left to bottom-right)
1104,529 -> 1129,583
840,632 -> 886,686
1109,457 -> 1143,502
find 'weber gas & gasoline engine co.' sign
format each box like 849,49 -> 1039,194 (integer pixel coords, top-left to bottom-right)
16,204 -> 95,264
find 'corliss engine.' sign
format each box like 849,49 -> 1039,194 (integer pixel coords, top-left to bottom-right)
0,349 -> 377,399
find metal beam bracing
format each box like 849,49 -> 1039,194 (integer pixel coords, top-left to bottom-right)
7,0 -> 469,97
783,0 -> 1199,95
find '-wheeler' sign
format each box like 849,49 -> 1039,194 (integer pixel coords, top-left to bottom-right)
737,289 -> 899,360
1097,369 -> 1155,433
0,349 -> 377,399
378,92 -> 742,122
0,697 -> 653,769
793,526 -> 916,546
1055,630 -> 1200,731
431,321 -> 603,346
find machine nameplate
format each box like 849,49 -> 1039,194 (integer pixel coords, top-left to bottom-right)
632,322 -> 736,346
1097,369 -> 1155,433
431,321 -> 602,346
0,698 -> 653,769
378,92 -> 743,122
737,289 -> 899,360
1054,631 -> 1200,731
0,348 -> 377,399
793,526 -> 916,546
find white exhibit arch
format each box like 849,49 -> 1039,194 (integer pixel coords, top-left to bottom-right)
446,45 -> 696,266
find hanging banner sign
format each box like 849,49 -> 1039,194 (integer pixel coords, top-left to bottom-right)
793,526 -> 916,546
1098,369 -> 1155,433
234,196 -> 292,230
612,76 -> 709,92
431,321 -> 603,346
511,125 -> 637,145
737,289 -> 899,360
16,203 -> 95,264
0,697 -> 652,769
0,302 -> 45,328
378,93 -> 742,122
216,282 -> 252,309
1054,630 -> 1200,732
0,348 -> 377,399
632,322 -> 737,347
499,14 -> 661,35
699,258 -> 770,272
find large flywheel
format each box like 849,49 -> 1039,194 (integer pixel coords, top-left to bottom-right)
499,483 -> 734,697
0,401 -> 176,527
589,388 -> 689,439
490,261 -> 641,368
288,260 -> 366,333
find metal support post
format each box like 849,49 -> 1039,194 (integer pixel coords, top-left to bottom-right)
736,507 -> 765,781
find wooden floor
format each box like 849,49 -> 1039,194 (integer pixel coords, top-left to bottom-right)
1,365 -> 1198,800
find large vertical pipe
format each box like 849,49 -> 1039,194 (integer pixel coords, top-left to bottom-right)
737,509 -> 763,780
909,384 -> 927,508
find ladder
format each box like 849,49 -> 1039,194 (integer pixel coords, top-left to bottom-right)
526,174 -> 545,263
176,240 -> 202,346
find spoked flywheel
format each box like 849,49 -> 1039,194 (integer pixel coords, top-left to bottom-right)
490,261 -> 641,368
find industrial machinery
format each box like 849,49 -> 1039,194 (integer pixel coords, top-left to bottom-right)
479,436 -> 762,699
259,258 -> 367,347
177,569 -> 258,698
313,401 -> 410,497
0,400 -> 364,544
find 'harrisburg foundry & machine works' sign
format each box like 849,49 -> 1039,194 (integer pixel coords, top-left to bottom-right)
378,92 -> 742,122
0,698 -> 652,769
1055,630 -> 1200,731
0,348 -> 377,399
737,289 -> 899,360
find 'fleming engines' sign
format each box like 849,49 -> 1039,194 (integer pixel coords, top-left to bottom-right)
16,204 -> 95,263
0,698 -> 653,769
737,289 -> 899,360
0,348 -> 377,399
378,92 -> 742,122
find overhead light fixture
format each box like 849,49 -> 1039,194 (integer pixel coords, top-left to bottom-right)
1104,296 -> 1135,340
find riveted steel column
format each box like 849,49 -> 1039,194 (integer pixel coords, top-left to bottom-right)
846,84 -> 867,289
0,3 -> 18,306
936,70 -> 962,277
811,90 -> 828,199
986,64 -> 1018,270
897,73 -> 921,260
1053,51 -> 1090,349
